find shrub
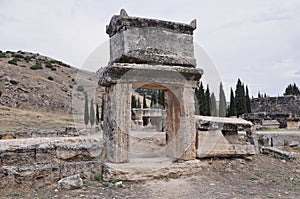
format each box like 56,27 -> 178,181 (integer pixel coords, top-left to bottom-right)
0,51 -> 6,58
30,64 -> 43,70
50,60 -> 70,68
8,58 -> 19,65
76,85 -> 84,92
47,76 -> 54,81
13,54 -> 24,59
45,63 -> 53,69
51,67 -> 56,71
17,50 -> 25,54
0,89 -> 2,97
10,80 -> 19,85
24,56 -> 31,62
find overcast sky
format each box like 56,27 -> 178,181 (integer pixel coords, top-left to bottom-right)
0,0 -> 299,99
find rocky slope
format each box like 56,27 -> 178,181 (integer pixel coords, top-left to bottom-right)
0,50 -> 103,132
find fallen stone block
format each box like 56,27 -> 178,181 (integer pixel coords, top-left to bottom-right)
197,144 -> 256,159
58,174 -> 83,190
261,146 -> 296,160
289,141 -> 299,148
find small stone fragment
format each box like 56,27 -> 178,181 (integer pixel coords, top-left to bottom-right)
58,174 -> 83,190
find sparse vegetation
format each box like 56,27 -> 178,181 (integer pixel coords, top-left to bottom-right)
0,51 -> 6,58
45,62 -> 53,68
8,58 -> 19,65
95,173 -> 103,182
47,76 -> 54,81
30,64 -> 43,70
24,56 -> 31,62
13,54 -> 24,59
50,59 -> 70,68
10,80 -> 19,85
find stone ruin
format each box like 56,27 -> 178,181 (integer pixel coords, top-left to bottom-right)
99,9 -> 256,164
0,10 -> 257,189
99,9 -> 202,163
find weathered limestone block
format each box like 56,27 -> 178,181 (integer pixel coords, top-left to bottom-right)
0,146 -> 36,165
106,10 -> 196,67
261,146 -> 296,160
58,174 -> 83,190
2,162 -> 60,186
103,83 -> 131,163
36,143 -> 57,162
56,142 -> 104,161
60,161 -> 103,179
196,130 -> 256,158
165,85 -> 196,160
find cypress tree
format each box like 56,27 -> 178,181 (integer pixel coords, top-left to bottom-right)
96,103 -> 99,126
150,92 -> 157,107
194,88 -> 200,115
90,98 -> 95,127
100,95 -> 104,121
131,95 -> 137,108
229,88 -> 237,117
158,90 -> 165,108
284,83 -> 300,95
137,98 -> 141,108
235,79 -> 247,116
84,93 -> 89,128
210,92 -> 217,116
219,82 -> 227,117
143,94 -> 148,108
198,82 -> 205,115
204,85 -> 211,116
245,85 -> 251,113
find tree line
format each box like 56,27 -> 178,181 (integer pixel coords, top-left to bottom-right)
131,90 -> 165,109
195,79 -> 251,117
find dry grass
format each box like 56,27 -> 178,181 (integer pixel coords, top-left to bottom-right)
0,105 -> 73,132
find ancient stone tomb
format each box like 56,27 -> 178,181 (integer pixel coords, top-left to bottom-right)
99,9 -> 203,163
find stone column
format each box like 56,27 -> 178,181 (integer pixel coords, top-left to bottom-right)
165,84 -> 196,160
103,83 -> 132,163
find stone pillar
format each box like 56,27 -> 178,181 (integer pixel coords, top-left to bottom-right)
103,83 -> 132,163
165,84 -> 196,160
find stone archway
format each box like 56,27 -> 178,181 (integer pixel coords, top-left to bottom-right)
99,10 -> 203,163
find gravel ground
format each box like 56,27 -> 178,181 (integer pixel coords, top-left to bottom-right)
1,154 -> 299,199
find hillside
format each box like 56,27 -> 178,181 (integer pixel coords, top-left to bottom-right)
0,50 -> 103,132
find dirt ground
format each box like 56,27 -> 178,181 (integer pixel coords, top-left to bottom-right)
1,154 -> 299,199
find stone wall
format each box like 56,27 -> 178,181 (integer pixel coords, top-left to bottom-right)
0,137 -> 104,188
251,95 -> 300,116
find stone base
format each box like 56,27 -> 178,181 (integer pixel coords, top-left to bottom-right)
196,130 -> 256,158
103,157 -> 208,181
